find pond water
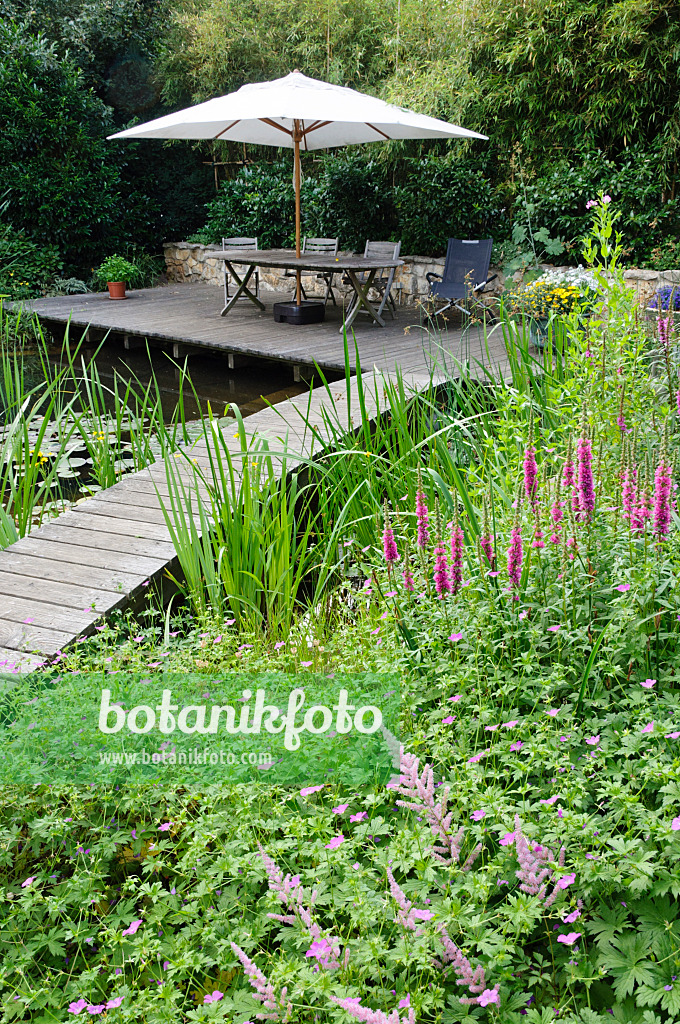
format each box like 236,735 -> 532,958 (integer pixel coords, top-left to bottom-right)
60,335 -> 320,422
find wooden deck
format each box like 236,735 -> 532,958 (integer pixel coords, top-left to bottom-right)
0,286 -> 511,673
17,282 -> 507,377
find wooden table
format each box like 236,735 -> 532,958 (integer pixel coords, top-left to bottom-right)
208,248 -> 404,331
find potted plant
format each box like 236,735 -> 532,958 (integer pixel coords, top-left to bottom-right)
94,255 -> 139,300
503,279 -> 586,349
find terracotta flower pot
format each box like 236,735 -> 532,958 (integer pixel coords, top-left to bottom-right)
107,281 -> 127,300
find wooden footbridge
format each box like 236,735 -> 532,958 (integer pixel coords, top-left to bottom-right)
0,285 -> 509,672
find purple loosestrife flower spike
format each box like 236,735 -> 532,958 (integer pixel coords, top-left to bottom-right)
653,437 -> 673,541
523,415 -> 538,505
658,313 -> 673,350
437,927 -> 500,1008
415,468 -> 430,550
480,496 -> 495,567
394,751 -> 475,868
433,501 -> 450,598
382,503 -> 398,566
577,409 -> 595,522
231,942 -> 293,1021
563,436 -> 575,490
449,508 -> 464,596
621,450 -> 636,526
676,385 -> 680,419
507,495 -> 523,590
402,547 -> 415,592
330,996 -> 415,1024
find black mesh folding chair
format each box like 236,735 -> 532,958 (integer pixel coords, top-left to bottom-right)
284,237 -> 340,305
222,237 -> 259,304
426,238 -> 496,318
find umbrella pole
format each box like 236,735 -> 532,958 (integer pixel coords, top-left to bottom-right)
294,119 -> 302,306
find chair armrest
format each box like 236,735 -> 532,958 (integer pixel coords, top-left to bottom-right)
473,273 -> 498,293
425,271 -> 442,284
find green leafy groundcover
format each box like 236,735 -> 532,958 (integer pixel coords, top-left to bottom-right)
1,686 -> 679,1024
0,673 -> 399,787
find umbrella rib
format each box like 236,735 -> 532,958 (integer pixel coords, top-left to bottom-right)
300,120 -> 332,136
365,122 -> 391,140
214,120 -> 241,140
259,118 -> 293,137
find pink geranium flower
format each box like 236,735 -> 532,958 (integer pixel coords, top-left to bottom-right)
442,715 -> 455,725
350,811 -> 367,823
122,919 -> 142,937
540,794 -> 560,806
203,990 -> 224,1004
671,816 -> 680,831
546,708 -> 559,717
478,989 -> 500,1006
585,735 -> 600,746
641,722 -> 655,733
332,804 -> 349,814
300,785 -> 325,796
510,741 -> 523,752
500,831 -> 515,846
641,679 -> 656,689
615,583 -> 630,592
470,809 -> 486,821
325,835 -> 344,849
68,1000 -> 88,1015
557,932 -> 581,945
449,632 -> 463,641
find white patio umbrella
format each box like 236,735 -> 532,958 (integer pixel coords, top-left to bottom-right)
109,71 -> 487,306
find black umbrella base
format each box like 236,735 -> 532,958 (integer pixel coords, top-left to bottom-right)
273,300 -> 325,325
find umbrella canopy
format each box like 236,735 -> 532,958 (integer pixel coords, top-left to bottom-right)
109,71 -> 487,303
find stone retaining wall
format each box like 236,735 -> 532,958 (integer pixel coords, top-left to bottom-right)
162,243 -> 680,307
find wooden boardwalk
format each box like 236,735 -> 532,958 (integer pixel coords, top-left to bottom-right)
0,286 -> 510,672
17,283 -> 506,377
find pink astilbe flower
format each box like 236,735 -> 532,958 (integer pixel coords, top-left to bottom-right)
416,471 -> 430,550
511,815 -> 568,908
257,845 -> 344,969
383,504 -> 399,566
653,452 -> 673,541
231,943 -> 292,1021
507,518 -> 523,591
330,996 -> 415,1024
449,514 -> 464,596
394,752 -> 480,870
437,927 -> 500,1008
577,421 -> 595,523
386,866 -> 433,934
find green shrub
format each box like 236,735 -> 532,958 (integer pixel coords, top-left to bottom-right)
0,222 -> 62,300
307,153 -> 396,252
512,145 -> 680,265
393,155 -> 502,254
